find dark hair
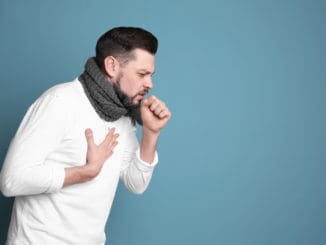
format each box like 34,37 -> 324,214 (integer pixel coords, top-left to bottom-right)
95,27 -> 158,69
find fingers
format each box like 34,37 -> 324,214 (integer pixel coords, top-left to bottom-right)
142,98 -> 149,106
144,95 -> 171,119
85,128 -> 95,148
84,128 -> 119,178
158,109 -> 171,119
107,134 -> 119,152
103,127 -> 119,145
101,128 -> 119,157
86,128 -> 119,151
106,140 -> 119,158
104,127 -> 115,143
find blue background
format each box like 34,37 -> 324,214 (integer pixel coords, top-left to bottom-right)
0,0 -> 325,244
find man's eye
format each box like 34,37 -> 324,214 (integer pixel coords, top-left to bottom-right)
138,73 -> 146,77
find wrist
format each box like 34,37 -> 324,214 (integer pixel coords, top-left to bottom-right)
142,127 -> 160,147
81,164 -> 100,180
142,126 -> 160,137
63,165 -> 94,187
140,127 -> 159,164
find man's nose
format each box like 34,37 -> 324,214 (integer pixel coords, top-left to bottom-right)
145,77 -> 153,90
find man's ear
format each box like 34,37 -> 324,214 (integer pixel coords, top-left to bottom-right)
104,56 -> 120,79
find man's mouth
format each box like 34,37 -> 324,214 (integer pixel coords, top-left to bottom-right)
138,90 -> 148,98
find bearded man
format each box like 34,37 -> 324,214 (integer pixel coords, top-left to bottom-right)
0,26 -> 171,245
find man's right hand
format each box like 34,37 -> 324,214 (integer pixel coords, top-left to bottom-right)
63,128 -> 119,187
83,128 -> 119,178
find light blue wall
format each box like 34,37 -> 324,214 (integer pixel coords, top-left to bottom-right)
1,0 -> 325,244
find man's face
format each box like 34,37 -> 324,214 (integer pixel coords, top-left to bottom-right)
115,49 -> 155,105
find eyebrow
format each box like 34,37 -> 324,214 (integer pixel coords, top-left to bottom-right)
138,69 -> 155,75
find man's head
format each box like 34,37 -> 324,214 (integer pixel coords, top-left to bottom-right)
95,27 -> 158,105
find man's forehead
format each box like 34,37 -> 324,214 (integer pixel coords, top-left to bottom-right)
129,49 -> 155,72
133,49 -> 155,61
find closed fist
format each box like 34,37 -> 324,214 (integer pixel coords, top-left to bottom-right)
141,95 -> 171,133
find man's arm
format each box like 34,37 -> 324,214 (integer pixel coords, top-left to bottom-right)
65,95 -> 171,188
119,95 -> 171,194
0,93 -> 69,197
0,92 -> 119,197
140,95 -> 171,163
63,128 -> 119,186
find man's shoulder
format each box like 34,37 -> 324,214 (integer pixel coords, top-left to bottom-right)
41,78 -> 82,101
28,78 -> 84,115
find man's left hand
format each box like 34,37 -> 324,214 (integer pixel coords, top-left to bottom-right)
141,95 -> 171,134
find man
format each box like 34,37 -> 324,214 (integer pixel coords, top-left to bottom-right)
0,27 -> 171,244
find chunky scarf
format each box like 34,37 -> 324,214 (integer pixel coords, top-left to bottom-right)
79,57 -> 142,124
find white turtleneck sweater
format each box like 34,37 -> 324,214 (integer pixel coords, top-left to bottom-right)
0,79 -> 158,245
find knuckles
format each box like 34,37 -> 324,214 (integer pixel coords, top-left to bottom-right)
142,95 -> 171,121
149,95 -> 157,101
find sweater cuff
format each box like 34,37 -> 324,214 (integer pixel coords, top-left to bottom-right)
47,165 -> 65,193
134,147 -> 159,172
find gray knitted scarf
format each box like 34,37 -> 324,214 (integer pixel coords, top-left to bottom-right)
78,57 -> 142,124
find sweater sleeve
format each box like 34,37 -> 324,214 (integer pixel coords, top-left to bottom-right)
119,127 -> 159,195
0,91 -> 69,197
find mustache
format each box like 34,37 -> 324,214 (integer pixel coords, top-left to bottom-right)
138,89 -> 150,96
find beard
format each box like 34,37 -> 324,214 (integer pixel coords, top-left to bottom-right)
112,73 -> 147,125
113,73 -> 149,107
113,81 -> 134,107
